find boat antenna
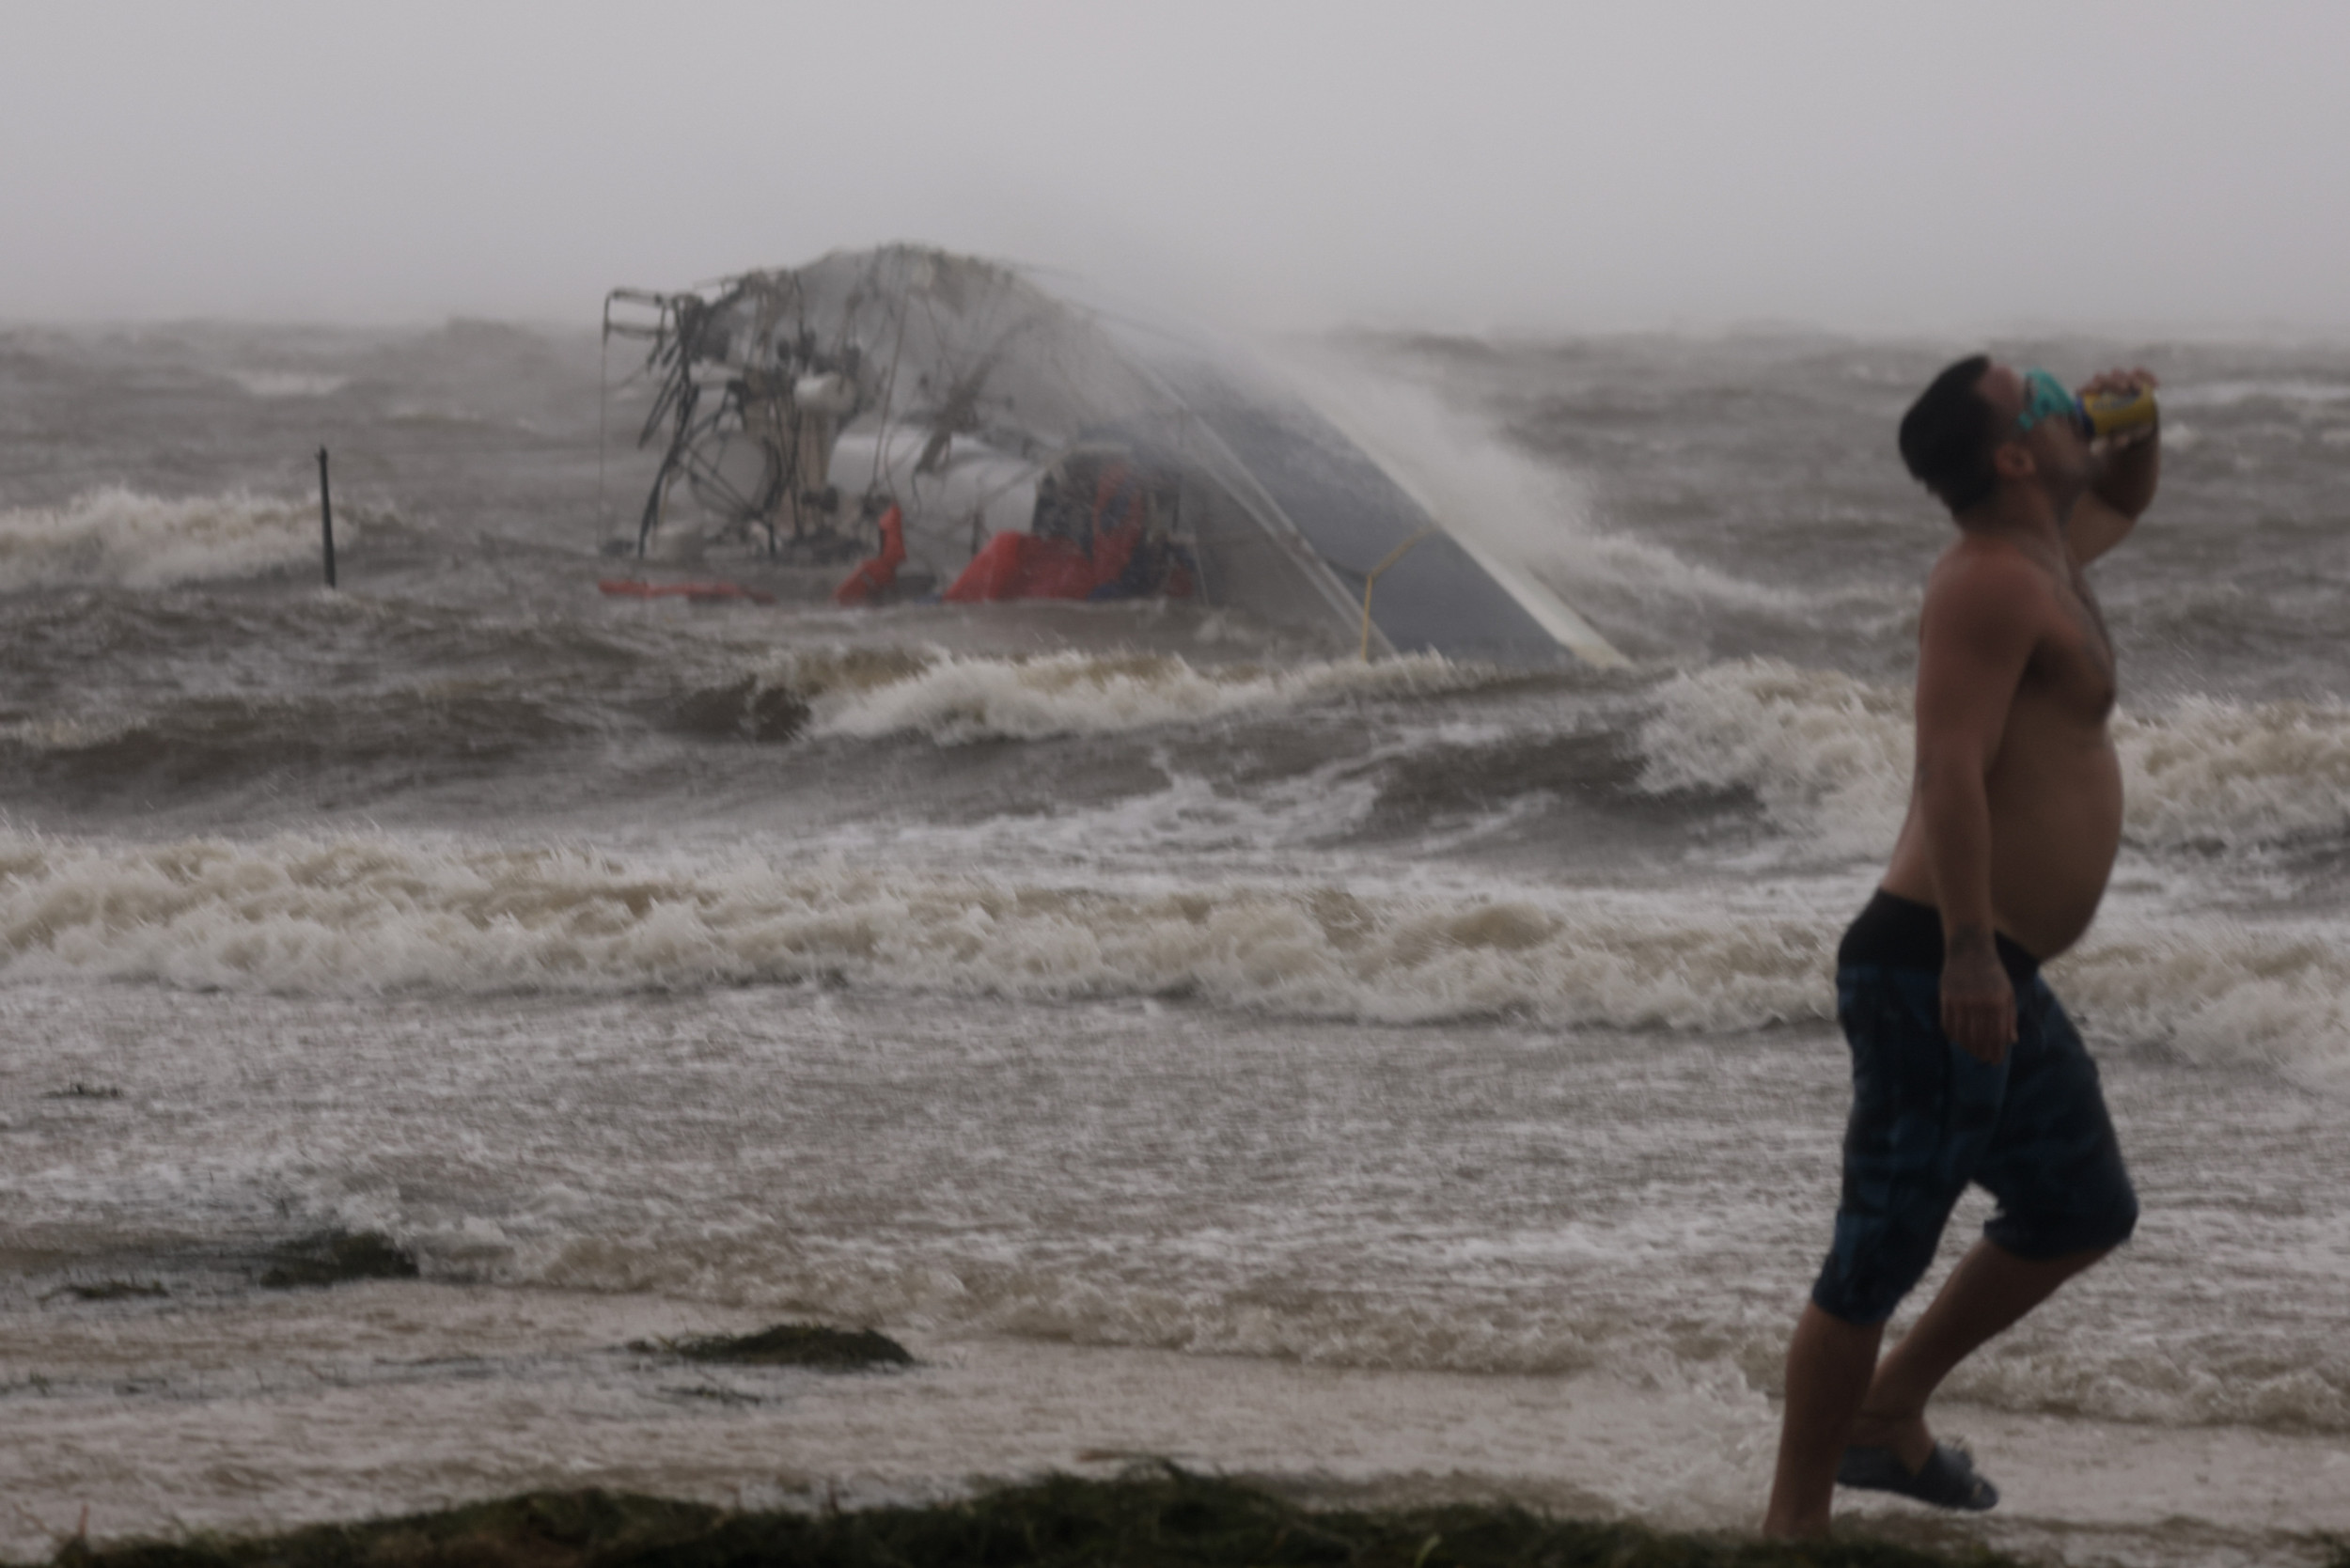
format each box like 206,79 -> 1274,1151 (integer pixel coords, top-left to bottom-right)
597,303 -> 612,540
866,287 -> 913,496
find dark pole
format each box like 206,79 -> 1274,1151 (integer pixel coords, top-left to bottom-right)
317,447 -> 337,588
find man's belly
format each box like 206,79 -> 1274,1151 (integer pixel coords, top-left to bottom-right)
1984,732 -> 2124,958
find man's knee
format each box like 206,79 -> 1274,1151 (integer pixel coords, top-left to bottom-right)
1811,1215 -> 1945,1326
1984,1186 -> 2138,1262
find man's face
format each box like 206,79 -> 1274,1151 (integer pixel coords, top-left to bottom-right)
1980,361 -> 2092,508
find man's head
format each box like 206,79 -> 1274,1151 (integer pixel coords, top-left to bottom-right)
1899,355 -> 2090,521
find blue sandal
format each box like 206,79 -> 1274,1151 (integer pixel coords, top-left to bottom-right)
1837,1440 -> 1999,1512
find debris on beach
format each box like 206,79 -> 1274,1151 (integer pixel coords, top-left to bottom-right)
55,1280 -> 168,1303
43,1083 -> 123,1100
627,1322 -> 912,1371
256,1231 -> 419,1290
37,1466 -> 2044,1568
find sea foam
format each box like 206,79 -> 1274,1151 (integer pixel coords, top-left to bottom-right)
224,369 -> 350,399
3,829 -> 2346,1076
0,830 -> 1831,1027
772,649 -> 1505,745
0,486 -> 344,591
1638,656 -> 2350,855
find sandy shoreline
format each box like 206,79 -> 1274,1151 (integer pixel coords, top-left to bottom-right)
5,1284 -> 2345,1567
0,1467 -> 2062,1568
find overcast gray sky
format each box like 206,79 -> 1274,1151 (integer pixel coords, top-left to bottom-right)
3,1 -> 2343,334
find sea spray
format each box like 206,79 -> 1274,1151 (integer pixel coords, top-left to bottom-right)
1271,350 -> 1799,617
0,487 -> 355,590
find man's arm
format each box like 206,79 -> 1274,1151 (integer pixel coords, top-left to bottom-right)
1913,550 -> 2043,1062
2067,367 -> 2160,565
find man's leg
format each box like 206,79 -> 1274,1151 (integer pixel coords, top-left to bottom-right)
1850,1238 -> 2110,1468
1762,1303 -> 1885,1538
1771,962 -> 1973,1535
1856,981 -> 2136,1466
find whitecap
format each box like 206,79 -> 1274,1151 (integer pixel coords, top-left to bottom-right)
0,486 -> 346,591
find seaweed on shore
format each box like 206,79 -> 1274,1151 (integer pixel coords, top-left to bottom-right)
54,1280 -> 168,1303
38,1467 -> 2035,1568
627,1322 -> 913,1370
256,1231 -> 418,1290
43,1084 -> 122,1100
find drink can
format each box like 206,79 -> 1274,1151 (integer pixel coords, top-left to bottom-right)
2081,387 -> 2158,440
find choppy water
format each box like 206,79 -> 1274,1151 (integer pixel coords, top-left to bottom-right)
3,320 -> 2346,1563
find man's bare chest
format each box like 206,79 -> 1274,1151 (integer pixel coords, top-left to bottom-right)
2029,565 -> 2118,721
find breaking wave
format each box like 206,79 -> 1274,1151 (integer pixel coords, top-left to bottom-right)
2120,695 -> 2350,848
2059,917 -> 2350,1077
3,829 -> 2345,1074
766,649 -> 1510,745
0,830 -> 1828,1026
1637,657 -> 2350,855
223,369 -> 349,399
0,487 -> 346,591
1637,660 -> 1910,856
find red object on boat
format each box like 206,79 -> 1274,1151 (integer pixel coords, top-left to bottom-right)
942,520 -> 1147,603
832,505 -> 907,605
942,530 -> 1042,602
943,460 -> 1153,604
598,578 -> 776,605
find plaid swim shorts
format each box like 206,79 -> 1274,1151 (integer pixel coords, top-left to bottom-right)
1810,894 -> 2139,1325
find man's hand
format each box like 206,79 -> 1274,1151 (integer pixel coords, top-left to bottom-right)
1940,932 -> 2016,1064
2079,366 -> 2160,436
2079,365 -> 2158,394
2069,366 -> 2161,563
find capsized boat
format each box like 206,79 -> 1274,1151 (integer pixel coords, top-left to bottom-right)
603,245 -> 1621,666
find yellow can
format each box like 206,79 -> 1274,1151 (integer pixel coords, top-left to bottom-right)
2082,387 -> 2159,440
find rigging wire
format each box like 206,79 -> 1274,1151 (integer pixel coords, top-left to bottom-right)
864,280 -> 913,499
596,307 -> 611,541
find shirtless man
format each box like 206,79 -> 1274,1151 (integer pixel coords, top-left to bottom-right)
1762,356 -> 2160,1537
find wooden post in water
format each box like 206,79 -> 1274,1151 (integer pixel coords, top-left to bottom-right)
317,447 -> 337,588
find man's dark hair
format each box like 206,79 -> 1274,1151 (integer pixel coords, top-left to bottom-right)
1898,353 -> 1999,514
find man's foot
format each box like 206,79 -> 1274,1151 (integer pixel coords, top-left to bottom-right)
1847,1407 -> 1935,1472
1836,1439 -> 1999,1512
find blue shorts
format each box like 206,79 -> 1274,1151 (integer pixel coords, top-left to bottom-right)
1810,958 -> 2139,1326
